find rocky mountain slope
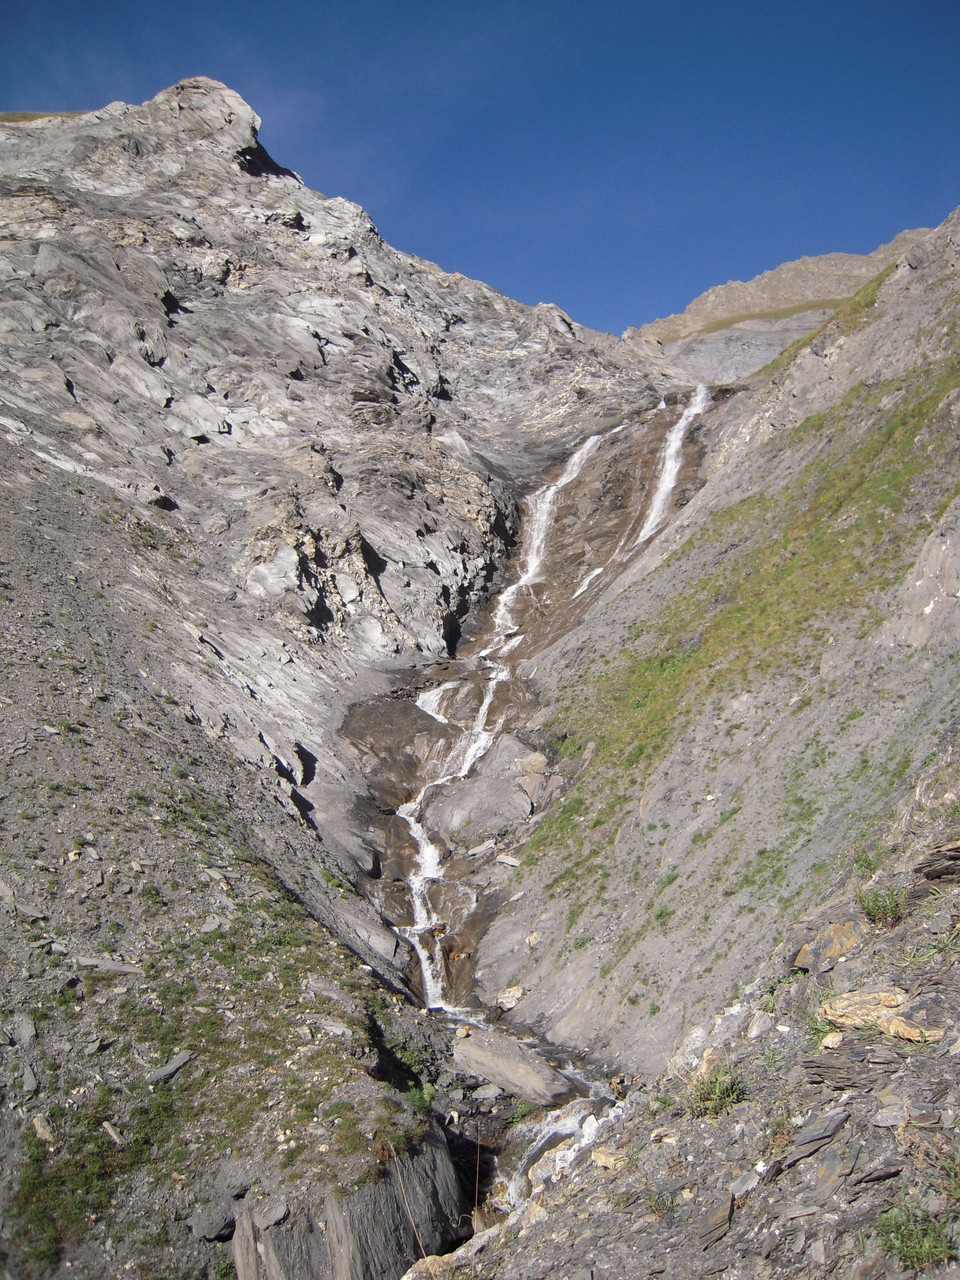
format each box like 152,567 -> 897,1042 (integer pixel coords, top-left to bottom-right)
635,228 -> 927,381
2,77 -> 960,1280
473,210 -> 960,1077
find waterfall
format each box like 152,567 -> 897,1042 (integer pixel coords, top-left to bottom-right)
636,383 -> 710,544
568,384 -> 710,602
397,431 -> 601,1008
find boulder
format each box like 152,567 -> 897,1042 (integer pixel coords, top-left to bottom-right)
452,1025 -> 575,1105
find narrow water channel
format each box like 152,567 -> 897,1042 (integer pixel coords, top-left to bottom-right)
344,385 -> 711,1218
397,433 -> 603,1008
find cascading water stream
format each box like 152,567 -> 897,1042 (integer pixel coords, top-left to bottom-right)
379,393 -> 712,1234
636,382 -> 710,544
397,433 -> 602,1008
571,383 -> 710,599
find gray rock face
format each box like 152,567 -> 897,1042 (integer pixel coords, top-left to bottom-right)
470,204 -> 960,1076
422,734 -> 546,848
0,76 -> 666,905
451,1025 -> 576,1105
324,1123 -> 469,1280
0,78 -> 672,1279
661,308 -> 835,381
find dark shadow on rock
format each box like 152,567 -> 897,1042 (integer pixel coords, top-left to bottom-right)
442,611 -> 462,657
235,144 -> 299,180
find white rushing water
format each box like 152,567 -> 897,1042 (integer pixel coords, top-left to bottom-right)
636,382 -> 710,544
398,432 -> 602,1008
567,386 -> 711,605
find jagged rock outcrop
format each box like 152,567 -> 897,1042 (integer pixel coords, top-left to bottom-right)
0,77 -> 671,1279
323,1124 -> 469,1280
0,74 -> 667,930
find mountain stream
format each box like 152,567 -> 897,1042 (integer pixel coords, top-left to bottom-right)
346,386 -> 709,1212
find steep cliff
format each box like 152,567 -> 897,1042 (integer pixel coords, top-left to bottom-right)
0,78 -> 668,1278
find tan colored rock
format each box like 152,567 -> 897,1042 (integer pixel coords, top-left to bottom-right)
519,1198 -> 549,1230
793,921 -> 866,973
877,1015 -> 944,1044
399,1258 -> 448,1280
821,988 -> 908,1025
591,1146 -> 627,1171
528,1141 -> 573,1189
497,984 -> 524,1011
822,988 -> 944,1042
31,1114 -> 55,1144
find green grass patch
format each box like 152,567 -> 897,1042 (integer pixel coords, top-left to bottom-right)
857,884 -> 907,927
876,1198 -> 954,1270
0,110 -> 86,122
11,1084 -> 187,1265
684,1063 -> 747,1118
543,354 -> 960,811
760,263 -> 896,378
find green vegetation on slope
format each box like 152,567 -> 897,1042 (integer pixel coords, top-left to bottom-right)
688,297 -> 848,338
529,349 -> 960,913
761,263 -> 897,378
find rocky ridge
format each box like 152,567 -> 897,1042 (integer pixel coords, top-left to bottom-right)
635,228 -> 927,382
0,77 -> 673,1279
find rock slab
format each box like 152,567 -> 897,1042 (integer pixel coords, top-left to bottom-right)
452,1025 -> 575,1105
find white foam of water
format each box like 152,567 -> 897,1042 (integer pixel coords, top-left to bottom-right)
398,432 -> 602,1008
485,434 -> 600,648
571,566 -> 604,599
415,680 -> 458,725
565,387 -> 710,602
637,383 -> 709,544
499,1095 -> 629,1208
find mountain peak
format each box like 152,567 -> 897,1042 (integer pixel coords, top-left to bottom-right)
145,76 -> 262,142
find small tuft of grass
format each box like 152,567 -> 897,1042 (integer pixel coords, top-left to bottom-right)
857,885 -> 907,927
684,1063 -> 747,1118
935,1150 -> 960,1203
643,1183 -> 674,1218
876,1198 -> 953,1270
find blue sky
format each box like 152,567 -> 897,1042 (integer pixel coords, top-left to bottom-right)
3,1 -> 959,335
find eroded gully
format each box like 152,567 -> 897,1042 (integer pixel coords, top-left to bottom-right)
342,385 -> 710,1203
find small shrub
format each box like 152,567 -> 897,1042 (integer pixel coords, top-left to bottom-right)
647,1091 -> 676,1118
876,1199 -> 953,1270
684,1064 -> 748,1118
853,847 -> 882,876
404,1084 -> 435,1115
857,885 -> 907,927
